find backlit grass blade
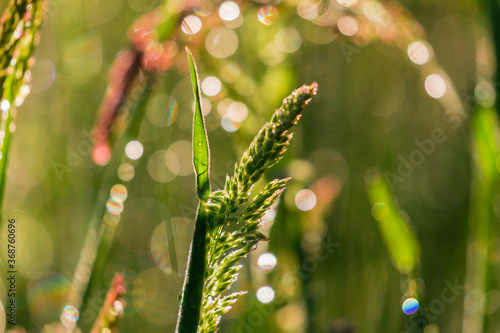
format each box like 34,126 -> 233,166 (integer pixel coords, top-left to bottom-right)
462,107 -> 500,333
176,49 -> 211,333
186,47 -> 210,201
365,170 -> 421,275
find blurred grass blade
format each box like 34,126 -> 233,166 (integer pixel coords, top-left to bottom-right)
470,107 -> 499,182
462,107 -> 500,333
365,170 -> 421,275
187,47 -> 210,201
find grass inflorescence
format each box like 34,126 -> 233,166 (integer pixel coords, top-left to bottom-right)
0,0 -> 45,226
176,48 -> 317,333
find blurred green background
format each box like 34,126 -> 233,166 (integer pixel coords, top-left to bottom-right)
0,0 -> 499,332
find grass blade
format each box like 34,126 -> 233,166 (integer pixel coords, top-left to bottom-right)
365,170 -> 421,275
462,107 -> 500,333
186,47 -> 210,201
176,49 -> 211,333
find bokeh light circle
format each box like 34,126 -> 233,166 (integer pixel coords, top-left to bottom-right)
402,298 -> 419,315
258,5 -> 279,25
201,76 -> 222,96
110,184 -> 128,202
258,253 -> 277,271
118,163 -> 135,181
338,16 -> 359,36
147,150 -> 176,183
275,28 -> 302,53
221,115 -> 241,132
295,189 -> 317,211
257,286 -> 275,303
407,41 -> 431,65
181,15 -> 202,35
371,202 -> 389,220
146,94 -> 178,127
27,272 -> 76,326
106,198 -> 124,215
226,102 -> 248,122
425,74 -> 447,99
61,305 -> 79,329
166,140 -> 193,176
206,27 -> 239,58
125,141 -> 144,160
219,1 -> 240,21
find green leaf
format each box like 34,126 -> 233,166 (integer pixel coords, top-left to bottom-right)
186,47 -> 211,201
365,170 -> 421,275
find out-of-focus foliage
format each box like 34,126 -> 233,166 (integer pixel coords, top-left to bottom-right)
0,0 -> 500,332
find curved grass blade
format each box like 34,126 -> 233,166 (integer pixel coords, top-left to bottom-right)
365,170 -> 421,275
186,47 -> 210,201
